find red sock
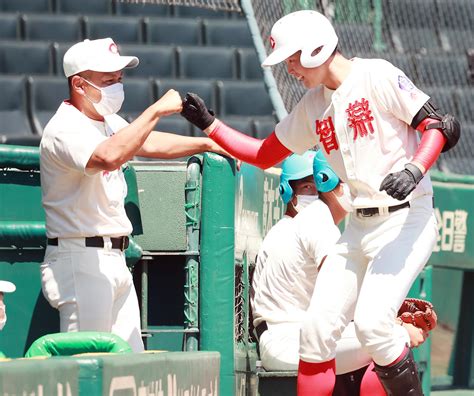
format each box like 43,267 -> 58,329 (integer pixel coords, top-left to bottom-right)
360,363 -> 387,396
297,359 -> 336,396
388,345 -> 409,366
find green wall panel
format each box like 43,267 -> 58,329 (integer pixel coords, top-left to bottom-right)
200,153 -> 236,396
429,172 -> 474,271
131,162 -> 187,251
0,256 -> 59,358
234,164 -> 284,265
0,357 -> 79,395
0,169 -> 44,223
0,352 -> 219,396
100,352 -> 220,395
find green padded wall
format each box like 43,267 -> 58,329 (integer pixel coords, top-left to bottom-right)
0,158 -> 58,358
200,153 -> 236,396
429,171 -> 474,390
101,352 -> 220,395
0,357 -> 79,395
131,162 -> 187,251
0,352 -> 219,396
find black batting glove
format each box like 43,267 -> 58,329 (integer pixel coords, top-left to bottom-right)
181,92 -> 216,130
379,163 -> 423,201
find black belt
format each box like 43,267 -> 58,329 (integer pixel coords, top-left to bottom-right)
255,321 -> 268,341
356,201 -> 410,217
47,236 -> 130,251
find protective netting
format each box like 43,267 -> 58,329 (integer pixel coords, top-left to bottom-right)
249,0 -> 474,175
234,263 -> 245,343
119,0 -> 241,11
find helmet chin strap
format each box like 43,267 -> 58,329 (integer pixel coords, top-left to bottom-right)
286,197 -> 299,217
291,198 -> 298,211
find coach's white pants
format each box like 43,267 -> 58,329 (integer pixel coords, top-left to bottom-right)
300,195 -> 437,366
259,321 -> 409,374
41,238 -> 144,353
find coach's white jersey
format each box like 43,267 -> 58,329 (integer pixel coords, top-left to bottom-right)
275,58 -> 433,208
40,101 -> 133,238
251,200 -> 341,326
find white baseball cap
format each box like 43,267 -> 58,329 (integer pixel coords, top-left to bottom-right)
0,281 -> 16,293
262,10 -> 338,68
63,38 -> 139,78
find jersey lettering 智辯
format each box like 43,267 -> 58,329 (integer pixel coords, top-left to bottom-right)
275,58 -> 432,209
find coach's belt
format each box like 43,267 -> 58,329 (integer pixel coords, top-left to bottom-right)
47,236 -> 130,251
254,321 -> 268,341
356,201 -> 410,217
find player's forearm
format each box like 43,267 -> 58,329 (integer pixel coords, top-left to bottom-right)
205,138 -> 236,158
412,119 -> 447,173
204,120 -> 291,169
88,104 -> 164,170
138,132 -> 217,159
180,92 -> 291,167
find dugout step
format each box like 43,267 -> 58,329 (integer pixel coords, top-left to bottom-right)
256,370 -> 297,396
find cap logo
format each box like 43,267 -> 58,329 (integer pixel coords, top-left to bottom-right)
109,43 -> 119,54
269,36 -> 275,49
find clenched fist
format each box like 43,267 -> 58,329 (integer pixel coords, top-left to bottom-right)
155,89 -> 183,116
181,92 -> 215,130
379,163 -> 423,201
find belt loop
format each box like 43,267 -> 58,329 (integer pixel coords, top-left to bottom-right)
379,206 -> 389,216
103,237 -> 112,251
121,237 -> 127,251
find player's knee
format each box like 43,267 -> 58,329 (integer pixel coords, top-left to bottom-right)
353,314 -> 390,348
300,316 -> 332,352
301,309 -> 335,340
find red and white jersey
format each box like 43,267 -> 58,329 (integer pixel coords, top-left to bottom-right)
251,200 -> 341,326
40,101 -> 133,238
275,58 -> 433,208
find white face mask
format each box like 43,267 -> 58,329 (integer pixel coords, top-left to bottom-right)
294,194 -> 318,213
336,183 -> 353,212
83,78 -> 125,116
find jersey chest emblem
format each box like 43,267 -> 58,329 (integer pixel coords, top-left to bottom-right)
315,116 -> 339,154
346,98 -> 375,141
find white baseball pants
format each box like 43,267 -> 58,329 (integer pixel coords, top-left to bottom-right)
299,195 -> 437,366
259,321 -> 410,374
41,237 -> 144,352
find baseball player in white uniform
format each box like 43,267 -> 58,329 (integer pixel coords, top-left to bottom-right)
252,151 -> 428,395
181,10 -> 460,395
40,38 -> 230,352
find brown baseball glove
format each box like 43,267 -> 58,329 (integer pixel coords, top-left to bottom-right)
397,298 -> 437,332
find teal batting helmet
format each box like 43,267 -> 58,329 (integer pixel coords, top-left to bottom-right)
279,151 -> 316,204
313,150 -> 339,193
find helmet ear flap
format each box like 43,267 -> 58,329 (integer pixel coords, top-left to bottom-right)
279,180 -> 293,204
299,34 -> 338,68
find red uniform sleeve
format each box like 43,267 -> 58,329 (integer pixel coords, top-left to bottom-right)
413,118 -> 447,171
208,121 -> 292,169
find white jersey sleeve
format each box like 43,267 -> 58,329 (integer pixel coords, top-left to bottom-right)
50,111 -> 130,176
53,125 -> 107,174
294,200 -> 341,266
372,62 -> 430,126
275,90 -> 318,154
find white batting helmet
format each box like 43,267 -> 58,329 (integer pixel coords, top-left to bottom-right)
262,10 -> 338,68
